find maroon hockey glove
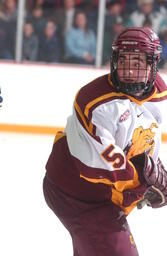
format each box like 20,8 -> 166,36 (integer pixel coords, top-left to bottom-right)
137,186 -> 165,209
143,157 -> 167,208
130,154 -> 167,208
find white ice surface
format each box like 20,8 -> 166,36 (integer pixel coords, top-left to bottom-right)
0,132 -> 167,256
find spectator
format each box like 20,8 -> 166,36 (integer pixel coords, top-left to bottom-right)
40,0 -> 63,16
103,0 -> 126,66
103,16 -> 125,66
55,0 -> 77,35
106,0 -> 124,16
0,0 -> 17,22
28,0 -> 45,10
28,6 -> 46,39
38,19 -> 61,63
0,19 -> 13,59
124,0 -> 138,15
126,0 -> 167,35
155,0 -> 167,15
159,29 -> 167,68
105,0 -> 126,30
33,0 -> 60,17
0,0 -> 17,59
22,21 -> 39,61
142,14 -> 152,28
54,0 -> 78,61
77,1 -> 99,33
65,10 -> 96,65
105,1 -> 127,39
26,0 -> 55,17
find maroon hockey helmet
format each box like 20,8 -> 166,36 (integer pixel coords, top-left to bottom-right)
110,27 -> 162,96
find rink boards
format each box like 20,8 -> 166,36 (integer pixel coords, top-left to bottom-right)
0,62 -> 167,141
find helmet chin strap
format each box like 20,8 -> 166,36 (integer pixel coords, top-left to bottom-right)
112,70 -> 154,97
116,81 -> 145,93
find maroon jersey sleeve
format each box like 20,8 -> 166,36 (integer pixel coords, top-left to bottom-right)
151,72 -> 167,102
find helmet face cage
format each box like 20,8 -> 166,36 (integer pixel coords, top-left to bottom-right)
110,50 -> 158,96
110,27 -> 162,97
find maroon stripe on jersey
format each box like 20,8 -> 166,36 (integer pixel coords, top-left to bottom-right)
155,72 -> 167,92
73,155 -> 136,183
75,74 -> 113,115
74,74 -> 127,140
150,72 -> 167,102
86,95 -> 127,121
92,123 -> 97,135
150,94 -> 167,102
75,107 -> 89,129
46,135 -> 146,212
75,108 -> 102,144
76,72 -> 167,121
75,74 -> 128,122
46,135 -> 112,203
122,185 -> 147,208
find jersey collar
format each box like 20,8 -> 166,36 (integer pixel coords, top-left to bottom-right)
107,74 -> 157,105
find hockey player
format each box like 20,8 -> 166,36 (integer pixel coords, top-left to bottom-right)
43,27 -> 167,256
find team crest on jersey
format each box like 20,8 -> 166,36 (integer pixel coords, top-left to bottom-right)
119,109 -> 130,122
126,123 -> 158,159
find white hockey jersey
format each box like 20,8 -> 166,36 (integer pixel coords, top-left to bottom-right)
46,73 -> 167,216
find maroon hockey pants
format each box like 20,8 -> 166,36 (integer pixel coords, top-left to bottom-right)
43,176 -> 139,256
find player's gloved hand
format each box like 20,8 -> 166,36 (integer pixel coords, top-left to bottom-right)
130,153 -> 167,208
143,157 -> 167,208
137,185 -> 166,209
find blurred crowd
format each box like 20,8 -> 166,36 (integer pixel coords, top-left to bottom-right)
1,0 -> 167,68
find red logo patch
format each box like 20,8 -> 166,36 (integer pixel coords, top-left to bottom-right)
119,109 -> 130,122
